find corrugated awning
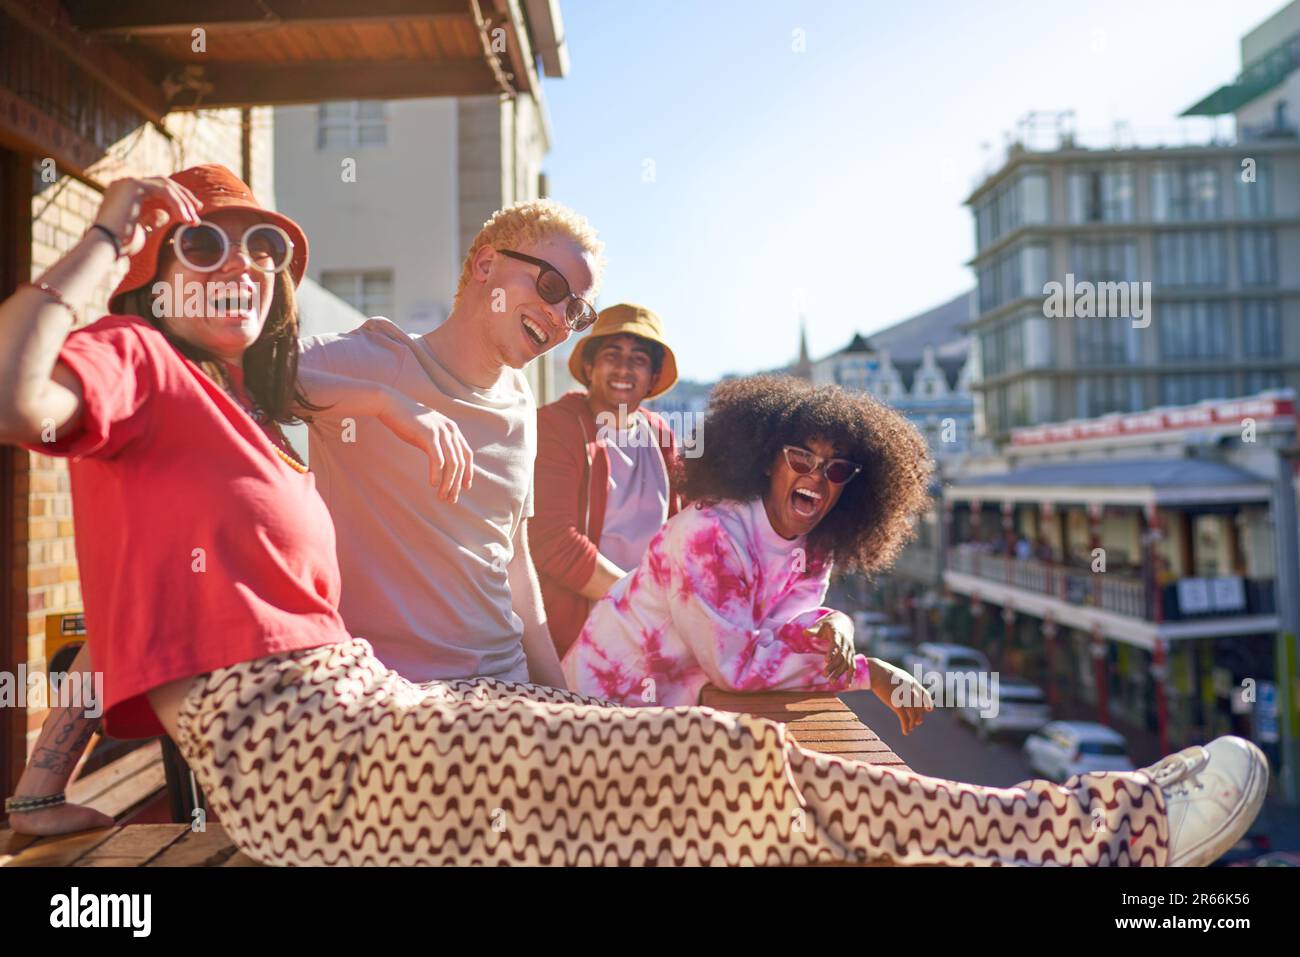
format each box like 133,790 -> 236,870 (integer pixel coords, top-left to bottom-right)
1182,32 -> 1299,116
1182,77 -> 1286,117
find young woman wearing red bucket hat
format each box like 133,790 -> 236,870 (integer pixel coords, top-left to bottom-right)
0,167 -> 1268,867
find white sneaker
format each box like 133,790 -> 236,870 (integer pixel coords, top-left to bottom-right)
1140,736 -> 1269,867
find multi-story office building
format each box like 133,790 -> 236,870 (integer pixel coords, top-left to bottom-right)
966,138 -> 1300,441
966,0 -> 1300,448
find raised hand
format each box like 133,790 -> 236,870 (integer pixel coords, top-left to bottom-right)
93,176 -> 203,257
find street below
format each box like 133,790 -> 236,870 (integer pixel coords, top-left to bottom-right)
843,687 -> 1300,857
844,689 -> 1036,788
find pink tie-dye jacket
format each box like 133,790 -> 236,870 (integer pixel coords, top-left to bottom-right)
562,497 -> 872,707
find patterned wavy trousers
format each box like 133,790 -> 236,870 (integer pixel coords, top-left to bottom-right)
174,638 -> 1169,866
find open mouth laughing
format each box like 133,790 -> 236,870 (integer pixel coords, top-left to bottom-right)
522,313 -> 550,347
608,378 -> 635,396
790,484 -> 824,520
207,283 -> 258,319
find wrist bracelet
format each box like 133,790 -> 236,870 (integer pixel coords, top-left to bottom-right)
5,791 -> 67,814
21,281 -> 82,327
87,223 -> 123,258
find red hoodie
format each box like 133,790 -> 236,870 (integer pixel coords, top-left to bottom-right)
530,390 -> 682,655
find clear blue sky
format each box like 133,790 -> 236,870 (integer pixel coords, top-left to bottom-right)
541,0 -> 1284,381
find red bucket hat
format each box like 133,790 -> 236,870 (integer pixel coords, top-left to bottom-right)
108,164 -> 308,313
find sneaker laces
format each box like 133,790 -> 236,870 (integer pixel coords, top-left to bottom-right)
1147,745 -> 1210,796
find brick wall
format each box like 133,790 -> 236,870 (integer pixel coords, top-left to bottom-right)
16,107 -> 273,757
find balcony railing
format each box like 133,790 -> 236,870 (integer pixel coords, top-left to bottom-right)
970,121 -> 1236,193
1239,121 -> 1298,142
945,545 -> 1274,623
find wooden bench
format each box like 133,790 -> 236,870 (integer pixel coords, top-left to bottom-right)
0,737 -> 263,868
1,823 -> 259,867
66,739 -> 169,820
2,690 -> 906,866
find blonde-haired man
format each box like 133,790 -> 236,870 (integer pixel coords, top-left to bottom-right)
296,199 -> 604,687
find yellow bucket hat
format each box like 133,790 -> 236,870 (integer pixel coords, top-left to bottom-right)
568,302 -> 679,399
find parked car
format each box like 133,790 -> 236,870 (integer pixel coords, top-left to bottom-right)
1229,852 -> 1300,867
957,678 -> 1051,740
1022,721 -> 1135,782
902,642 -> 991,679
868,625 -> 914,666
847,612 -> 914,664
852,610 -> 890,628
851,610 -> 889,641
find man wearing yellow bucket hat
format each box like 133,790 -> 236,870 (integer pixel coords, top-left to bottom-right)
531,303 -> 683,655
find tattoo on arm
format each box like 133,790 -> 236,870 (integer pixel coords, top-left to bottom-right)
52,714 -> 78,748
67,719 -> 98,755
30,710 -> 100,775
30,746 -> 77,774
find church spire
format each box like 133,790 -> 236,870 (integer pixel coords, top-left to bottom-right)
792,315 -> 812,379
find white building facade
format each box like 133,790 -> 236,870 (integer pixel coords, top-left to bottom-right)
273,6 -> 568,401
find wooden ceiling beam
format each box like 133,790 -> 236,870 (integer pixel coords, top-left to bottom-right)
162,59 -> 501,109
492,0 -> 540,96
0,0 -> 170,126
64,0 -> 471,35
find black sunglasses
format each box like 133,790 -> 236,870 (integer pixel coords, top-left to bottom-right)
498,249 -> 598,332
782,445 -> 862,485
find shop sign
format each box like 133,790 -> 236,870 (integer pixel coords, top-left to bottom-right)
1176,577 -> 1245,615
1209,577 -> 1246,612
1177,578 -> 1211,615
1256,682 -> 1278,744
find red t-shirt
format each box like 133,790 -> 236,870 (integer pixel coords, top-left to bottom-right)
30,315 -> 350,738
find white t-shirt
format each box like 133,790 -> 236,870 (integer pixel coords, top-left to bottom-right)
299,318 -> 534,683
599,413 -> 670,572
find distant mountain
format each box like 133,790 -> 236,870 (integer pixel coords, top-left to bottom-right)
863,290 -> 973,361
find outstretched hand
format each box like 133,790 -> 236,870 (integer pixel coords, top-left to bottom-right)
378,397 -> 474,503
868,657 -> 934,736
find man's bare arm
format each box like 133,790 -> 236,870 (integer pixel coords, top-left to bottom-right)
297,365 -> 474,503
508,520 -> 567,689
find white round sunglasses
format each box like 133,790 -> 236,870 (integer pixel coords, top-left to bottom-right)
170,221 -> 294,274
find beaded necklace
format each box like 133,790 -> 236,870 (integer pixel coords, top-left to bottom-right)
223,380 -> 309,474
250,406 -> 309,474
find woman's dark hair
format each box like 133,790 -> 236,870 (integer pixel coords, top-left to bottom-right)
581,333 -> 665,376
679,374 -> 933,574
112,262 -> 322,428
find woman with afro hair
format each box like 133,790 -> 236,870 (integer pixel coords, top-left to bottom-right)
563,374 -> 936,732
